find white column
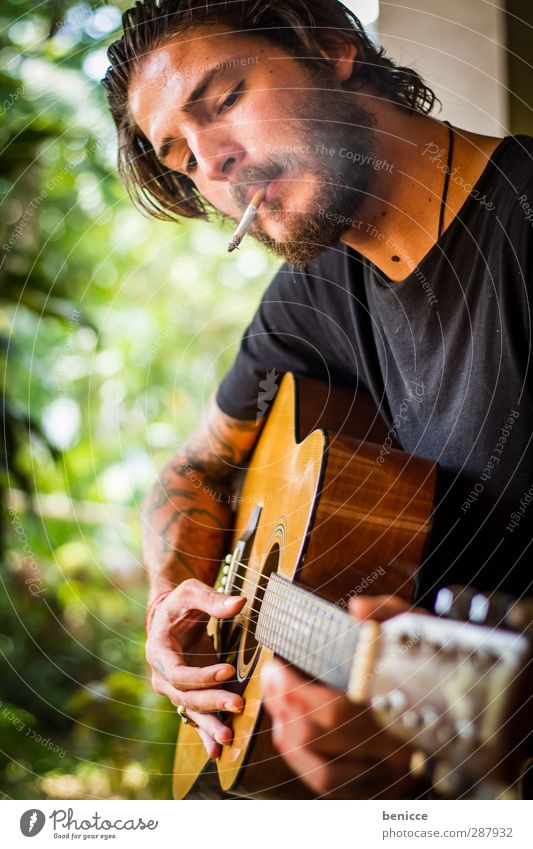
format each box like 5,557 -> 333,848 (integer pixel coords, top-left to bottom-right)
376,0 -> 508,135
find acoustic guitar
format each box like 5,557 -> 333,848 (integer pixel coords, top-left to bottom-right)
172,373 -> 531,799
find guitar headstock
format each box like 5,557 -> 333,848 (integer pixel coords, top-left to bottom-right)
347,610 -> 532,797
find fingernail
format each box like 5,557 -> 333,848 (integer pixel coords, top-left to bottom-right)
225,702 -> 243,713
215,667 -> 232,682
223,595 -> 243,606
214,732 -> 228,746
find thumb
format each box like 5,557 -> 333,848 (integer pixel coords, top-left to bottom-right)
174,580 -> 247,619
214,592 -> 247,619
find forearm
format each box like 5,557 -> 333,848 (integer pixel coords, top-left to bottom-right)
141,451 -> 235,602
142,392 -> 263,602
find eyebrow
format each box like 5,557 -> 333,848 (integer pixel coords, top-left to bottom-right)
156,56 -> 250,163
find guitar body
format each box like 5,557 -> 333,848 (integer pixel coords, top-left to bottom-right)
173,373 -> 436,799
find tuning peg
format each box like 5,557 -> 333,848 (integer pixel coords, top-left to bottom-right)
410,749 -> 432,779
421,706 -> 438,727
435,585 -> 517,627
434,585 -> 473,621
504,600 -> 533,636
388,689 -> 407,712
402,711 -> 421,730
468,592 -> 490,623
455,719 -> 476,741
432,760 -> 461,797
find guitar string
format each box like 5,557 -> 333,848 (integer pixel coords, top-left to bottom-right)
208,553 -> 361,671
221,559 -> 353,629
218,554 -> 379,643
216,564 -> 358,661
220,571 -> 347,630
223,556 -> 374,609
224,566 -> 316,620
227,574 -> 347,636
221,557 -> 268,580
222,600 -> 356,670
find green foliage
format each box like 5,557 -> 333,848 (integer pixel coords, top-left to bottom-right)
0,0 -> 280,798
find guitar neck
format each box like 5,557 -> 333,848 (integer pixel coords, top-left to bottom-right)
255,572 -> 359,691
254,571 -> 532,798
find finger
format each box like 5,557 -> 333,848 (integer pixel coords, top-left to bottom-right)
261,659 -> 386,754
163,682 -> 244,715
268,686 -> 393,762
348,594 -> 417,622
272,719 -> 403,798
165,662 -> 236,690
196,727 -> 221,760
262,663 -> 415,788
270,718 -> 356,797
188,709 -> 233,751
262,659 -> 350,726
181,688 -> 244,714
156,676 -> 240,749
153,667 -> 233,756
270,712 -> 413,798
146,624 -> 236,684
172,579 -> 247,620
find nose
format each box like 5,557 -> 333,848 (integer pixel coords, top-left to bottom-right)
188,126 -> 245,183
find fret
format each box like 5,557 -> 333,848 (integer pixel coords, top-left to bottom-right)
315,610 -> 330,677
278,581 -> 288,657
300,593 -> 312,671
256,572 -> 359,692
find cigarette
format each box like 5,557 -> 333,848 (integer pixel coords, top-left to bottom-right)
228,187 -> 267,252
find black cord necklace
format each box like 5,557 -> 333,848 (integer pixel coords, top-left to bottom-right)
438,120 -> 455,240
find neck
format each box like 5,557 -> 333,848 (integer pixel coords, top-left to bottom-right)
340,104 -> 499,281
255,573 -> 359,691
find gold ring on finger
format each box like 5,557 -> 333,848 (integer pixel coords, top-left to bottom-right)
177,704 -> 198,729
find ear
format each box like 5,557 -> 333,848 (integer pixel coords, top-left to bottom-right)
316,32 -> 358,82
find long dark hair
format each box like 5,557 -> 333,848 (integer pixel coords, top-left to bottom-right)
102,0 -> 438,222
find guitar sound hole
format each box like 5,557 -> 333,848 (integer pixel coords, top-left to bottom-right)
238,542 -> 281,676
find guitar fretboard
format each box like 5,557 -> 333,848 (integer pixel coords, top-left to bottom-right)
255,572 -> 359,691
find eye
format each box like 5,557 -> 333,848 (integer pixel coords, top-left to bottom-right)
185,154 -> 197,174
218,81 -> 244,115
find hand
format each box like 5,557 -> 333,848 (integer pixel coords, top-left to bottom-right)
261,594 -> 429,798
146,579 -> 246,758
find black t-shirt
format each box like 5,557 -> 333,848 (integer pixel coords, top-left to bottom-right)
216,134 -> 533,607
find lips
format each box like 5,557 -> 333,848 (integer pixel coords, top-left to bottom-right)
245,172 -> 284,206
264,179 -> 282,204
245,182 -> 268,205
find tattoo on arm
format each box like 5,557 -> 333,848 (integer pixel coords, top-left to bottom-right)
142,401 -> 262,585
159,508 -> 225,554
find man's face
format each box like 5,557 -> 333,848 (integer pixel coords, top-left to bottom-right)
129,27 -> 376,267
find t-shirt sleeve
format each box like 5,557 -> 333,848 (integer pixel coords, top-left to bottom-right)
215,262 -> 332,419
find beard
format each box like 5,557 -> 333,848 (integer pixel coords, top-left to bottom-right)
230,60 -> 377,268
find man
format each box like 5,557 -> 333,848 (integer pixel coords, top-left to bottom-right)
102,0 -> 533,797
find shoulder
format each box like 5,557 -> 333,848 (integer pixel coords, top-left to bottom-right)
479,135 -> 533,233
491,134 -> 533,195
508,136 -> 533,211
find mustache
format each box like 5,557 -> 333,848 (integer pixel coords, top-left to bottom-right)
232,153 -> 298,208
